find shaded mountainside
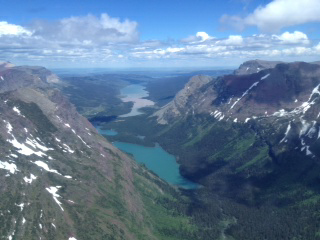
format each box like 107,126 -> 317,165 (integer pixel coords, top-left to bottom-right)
0,64 -> 197,240
147,60 -> 320,238
153,60 -> 320,206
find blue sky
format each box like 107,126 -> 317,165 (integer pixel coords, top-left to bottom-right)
0,0 -> 319,68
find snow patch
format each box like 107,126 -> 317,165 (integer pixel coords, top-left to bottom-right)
306,121 -> 317,138
8,136 -> 47,157
62,143 -> 74,153
25,137 -> 53,152
230,80 -> 261,110
23,174 -> 37,184
15,203 -> 24,211
77,135 -> 91,148
46,186 -> 64,211
280,122 -> 291,143
272,109 -> 288,117
4,120 -> 13,133
33,161 -> 62,175
306,146 -> 313,156
13,107 -> 22,116
0,161 -> 18,174
300,120 -> 311,137
218,115 -> 225,121
261,73 -> 270,80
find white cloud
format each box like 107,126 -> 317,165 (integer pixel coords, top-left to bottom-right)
129,32 -> 320,64
31,13 -> 139,44
221,0 -> 320,32
221,35 -> 243,45
0,22 -> 32,36
0,17 -> 319,67
272,31 -> 310,44
196,32 -> 210,42
182,32 -> 214,43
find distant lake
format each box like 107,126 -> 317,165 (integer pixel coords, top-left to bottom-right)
113,141 -> 200,189
119,84 -> 155,117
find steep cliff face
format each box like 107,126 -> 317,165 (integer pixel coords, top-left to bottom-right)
152,75 -> 212,124
0,65 -> 194,240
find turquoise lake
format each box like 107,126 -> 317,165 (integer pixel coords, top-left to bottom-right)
113,141 -> 199,189
94,84 -> 199,189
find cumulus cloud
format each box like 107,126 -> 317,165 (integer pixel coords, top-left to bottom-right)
221,0 -> 320,32
181,32 -> 214,43
0,22 -> 32,36
272,31 -> 310,44
30,13 -> 139,44
130,31 -> 320,63
220,35 -> 243,45
0,16 -> 319,67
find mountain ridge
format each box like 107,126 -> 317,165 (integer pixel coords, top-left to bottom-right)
0,65 -> 196,240
151,60 -> 320,202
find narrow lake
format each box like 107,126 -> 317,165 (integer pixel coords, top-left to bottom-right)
94,83 -> 199,189
119,84 -> 155,117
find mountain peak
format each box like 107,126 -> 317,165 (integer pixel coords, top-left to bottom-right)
234,59 -> 283,75
0,65 -> 60,93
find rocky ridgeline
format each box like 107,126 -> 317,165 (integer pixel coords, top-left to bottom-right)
154,60 -> 320,164
234,59 -> 282,75
0,63 -> 181,240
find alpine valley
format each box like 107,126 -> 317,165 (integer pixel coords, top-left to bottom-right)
86,60 -> 320,239
0,63 -> 198,240
2,59 -> 320,240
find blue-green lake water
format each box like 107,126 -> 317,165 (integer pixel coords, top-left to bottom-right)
94,84 -> 199,189
113,141 -> 199,189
